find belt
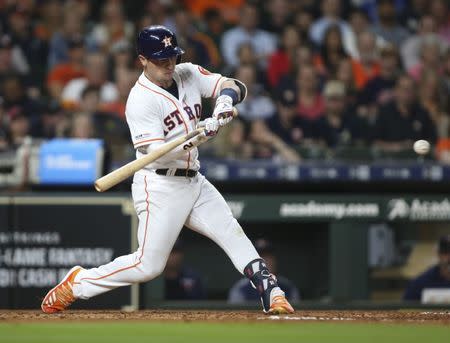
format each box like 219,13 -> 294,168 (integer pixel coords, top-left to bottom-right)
155,168 -> 198,177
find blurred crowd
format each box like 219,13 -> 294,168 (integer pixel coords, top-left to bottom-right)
1,0 -> 450,164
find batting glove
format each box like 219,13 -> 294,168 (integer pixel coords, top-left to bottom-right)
201,117 -> 220,137
213,95 -> 234,126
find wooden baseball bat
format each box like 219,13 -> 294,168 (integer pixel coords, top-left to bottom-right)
94,128 -> 203,192
94,108 -> 238,192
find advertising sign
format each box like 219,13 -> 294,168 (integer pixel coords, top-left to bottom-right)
38,139 -> 103,185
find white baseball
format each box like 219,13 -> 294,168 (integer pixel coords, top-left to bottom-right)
413,140 -> 430,155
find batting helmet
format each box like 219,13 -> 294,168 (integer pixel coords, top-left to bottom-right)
136,25 -> 184,62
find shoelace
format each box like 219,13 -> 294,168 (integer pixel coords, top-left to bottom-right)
272,295 -> 286,304
50,282 -> 75,308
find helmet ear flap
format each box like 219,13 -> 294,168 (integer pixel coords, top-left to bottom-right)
176,55 -> 182,64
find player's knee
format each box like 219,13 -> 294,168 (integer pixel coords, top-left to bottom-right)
139,258 -> 165,282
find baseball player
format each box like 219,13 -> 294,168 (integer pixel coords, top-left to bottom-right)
41,25 -> 294,315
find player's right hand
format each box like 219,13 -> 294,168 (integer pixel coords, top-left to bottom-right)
213,95 -> 234,126
200,117 -> 220,137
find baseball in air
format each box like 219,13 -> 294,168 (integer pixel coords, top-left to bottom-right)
413,140 -> 430,155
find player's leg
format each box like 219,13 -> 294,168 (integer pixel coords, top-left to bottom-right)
42,172 -> 195,312
184,174 -> 294,314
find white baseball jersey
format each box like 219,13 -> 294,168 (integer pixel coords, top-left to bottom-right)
125,62 -> 227,171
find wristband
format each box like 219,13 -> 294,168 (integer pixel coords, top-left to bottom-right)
220,88 -> 239,105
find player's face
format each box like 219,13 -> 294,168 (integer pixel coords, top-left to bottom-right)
139,55 -> 177,87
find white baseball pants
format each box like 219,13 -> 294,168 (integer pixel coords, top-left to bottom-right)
73,170 -> 259,299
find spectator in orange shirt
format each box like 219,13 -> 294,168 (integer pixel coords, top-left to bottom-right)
351,31 -> 380,90
47,36 -> 86,100
181,0 -> 244,23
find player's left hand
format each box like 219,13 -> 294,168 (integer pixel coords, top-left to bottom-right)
200,117 -> 220,137
213,95 -> 234,126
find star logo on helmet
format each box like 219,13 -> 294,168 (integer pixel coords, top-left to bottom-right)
162,36 -> 172,47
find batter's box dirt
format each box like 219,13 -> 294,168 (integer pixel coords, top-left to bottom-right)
1,310 -> 449,324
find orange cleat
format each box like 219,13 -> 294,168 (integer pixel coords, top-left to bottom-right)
41,266 -> 83,314
267,288 -> 295,315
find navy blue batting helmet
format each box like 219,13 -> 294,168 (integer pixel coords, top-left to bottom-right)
137,25 -> 184,61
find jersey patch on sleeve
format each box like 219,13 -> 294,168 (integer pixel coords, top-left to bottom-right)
198,66 -> 212,75
134,133 -> 153,141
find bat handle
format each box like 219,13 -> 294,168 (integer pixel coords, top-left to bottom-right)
197,107 -> 238,128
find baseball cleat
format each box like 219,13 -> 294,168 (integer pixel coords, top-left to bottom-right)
266,288 -> 295,315
41,266 -> 83,314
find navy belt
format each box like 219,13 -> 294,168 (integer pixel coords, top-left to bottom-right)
155,169 -> 198,177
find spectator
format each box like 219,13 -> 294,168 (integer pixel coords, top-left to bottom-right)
293,9 -> 314,43
234,65 -> 276,123
228,238 -> 300,304
249,119 -> 301,162
0,102 -> 10,151
61,52 -> 119,110
400,0 -> 429,32
265,87 -> 311,146
77,86 -> 129,162
78,86 -> 103,114
164,238 -> 206,300
309,0 -> 352,48
430,0 -> 450,44
7,106 -> 30,148
202,9 -> 228,67
295,45 -> 319,74
267,25 -> 302,89
181,0 -> 244,24
143,0 -> 176,32
33,100 -> 67,139
102,69 -> 139,119
47,35 -> 86,100
408,34 -> 444,81
173,7 -> 220,69
358,44 -> 400,107
5,5 -> 47,86
310,80 -> 368,147
403,235 -> 450,301
261,0 -> 292,35
47,3 -> 91,69
316,24 -> 349,77
221,3 -> 277,68
69,111 -> 94,139
334,58 -> 357,107
418,70 -> 449,139
400,15 -> 443,71
351,31 -> 381,90
296,64 -> 324,121
222,43 -> 267,87
88,0 -> 134,54
107,39 -> 135,82
370,0 -> 410,46
346,8 -> 386,59
0,34 -> 29,78
442,49 -> 450,95
33,0 -> 63,43
0,74 -> 42,131
205,118 -> 253,160
373,75 -> 437,151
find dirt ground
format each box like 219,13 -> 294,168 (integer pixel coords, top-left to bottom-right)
1,310 -> 449,324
